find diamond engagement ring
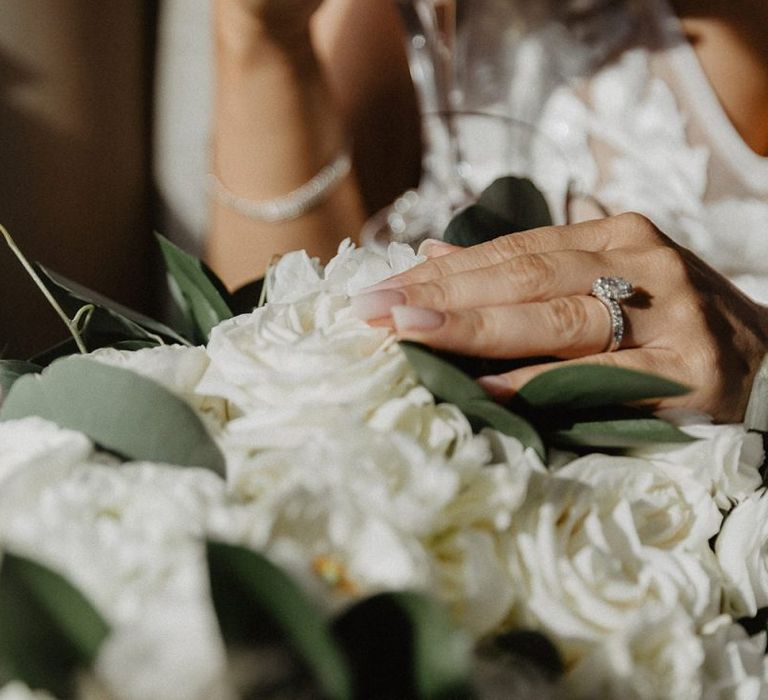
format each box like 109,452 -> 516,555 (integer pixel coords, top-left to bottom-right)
590,276 -> 635,352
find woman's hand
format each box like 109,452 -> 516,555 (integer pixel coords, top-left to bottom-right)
352,213 -> 768,422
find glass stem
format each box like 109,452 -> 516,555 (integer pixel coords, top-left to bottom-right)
398,0 -> 473,207
426,0 -> 474,204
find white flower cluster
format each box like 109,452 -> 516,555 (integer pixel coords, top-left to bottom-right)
0,240 -> 766,699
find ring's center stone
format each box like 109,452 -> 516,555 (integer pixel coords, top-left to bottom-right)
592,276 -> 634,301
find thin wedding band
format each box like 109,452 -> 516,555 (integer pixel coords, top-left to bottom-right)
590,276 -> 635,352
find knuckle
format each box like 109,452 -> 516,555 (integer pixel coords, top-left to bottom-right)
487,235 -> 521,263
547,296 -> 590,346
613,212 -> 658,242
416,279 -> 451,309
465,308 -> 492,343
505,253 -> 557,297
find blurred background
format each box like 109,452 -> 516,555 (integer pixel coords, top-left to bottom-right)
0,1 -> 212,357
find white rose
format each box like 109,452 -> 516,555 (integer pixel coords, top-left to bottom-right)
716,489 -> 768,617
0,683 -> 56,700
267,238 -> 422,304
555,454 -> 722,553
367,386 -> 489,465
218,416 -> 459,605
430,442 -> 538,636
0,461 -> 225,621
505,470 -> 722,667
0,417 -> 95,484
198,293 -> 415,416
700,615 -> 768,700
566,607 -> 705,700
88,345 -> 227,428
97,602 -> 228,700
0,460 -> 227,699
631,413 -> 764,510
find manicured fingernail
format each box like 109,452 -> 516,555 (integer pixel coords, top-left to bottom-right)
391,305 -> 445,331
477,375 -> 511,397
350,289 -> 406,320
417,239 -> 453,257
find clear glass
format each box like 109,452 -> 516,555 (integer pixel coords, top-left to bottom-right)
361,0 -> 582,250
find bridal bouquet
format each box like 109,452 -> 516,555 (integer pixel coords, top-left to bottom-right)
0,226 -> 766,700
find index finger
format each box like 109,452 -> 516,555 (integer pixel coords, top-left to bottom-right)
369,216 -> 634,291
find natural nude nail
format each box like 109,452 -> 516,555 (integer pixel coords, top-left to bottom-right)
391,305 -> 445,331
477,375 -> 512,397
417,238 -> 451,257
350,289 -> 406,320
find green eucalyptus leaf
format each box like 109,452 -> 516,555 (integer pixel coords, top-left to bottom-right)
0,360 -> 40,401
0,552 -> 109,696
443,176 -> 553,248
549,416 -> 695,449
491,630 -> 563,679
206,541 -> 352,700
165,273 -> 199,342
400,342 -> 488,404
156,234 -> 232,341
0,356 -> 225,474
36,265 -> 187,347
443,204 -> 518,248
516,364 -> 690,411
461,398 -> 545,460
477,176 -> 553,230
333,591 -> 473,700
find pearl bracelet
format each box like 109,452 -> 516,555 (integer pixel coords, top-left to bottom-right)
208,149 -> 352,223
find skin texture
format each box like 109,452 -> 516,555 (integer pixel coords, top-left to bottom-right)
352,214 -> 768,423
212,0 -> 768,420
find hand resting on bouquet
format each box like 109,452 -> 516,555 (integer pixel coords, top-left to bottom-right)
352,213 -> 768,423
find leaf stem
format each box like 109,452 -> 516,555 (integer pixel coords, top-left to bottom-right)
1,224 -> 88,354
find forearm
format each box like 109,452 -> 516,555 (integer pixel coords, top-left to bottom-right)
207,1 -> 365,288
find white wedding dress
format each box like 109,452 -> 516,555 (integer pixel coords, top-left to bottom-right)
486,0 -> 768,303
154,0 -> 768,303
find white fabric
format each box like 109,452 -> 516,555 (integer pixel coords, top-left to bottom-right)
475,0 -> 768,303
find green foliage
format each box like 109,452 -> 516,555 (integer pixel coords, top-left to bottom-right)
544,408 -> 694,448
444,176 -> 553,247
0,552 -> 109,696
401,342 -> 488,404
400,342 -> 545,458
157,234 -> 233,343
206,541 -> 353,700
460,398 -> 545,459
207,543 -> 478,699
333,592 -> 474,699
35,264 -> 188,349
0,356 -> 226,474
0,360 -> 40,401
515,364 -> 690,411
400,342 -> 694,454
